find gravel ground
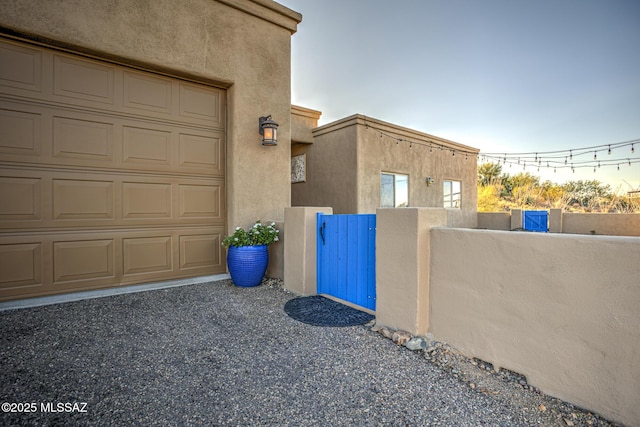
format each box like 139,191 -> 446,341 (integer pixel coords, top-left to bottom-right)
0,278 -> 619,426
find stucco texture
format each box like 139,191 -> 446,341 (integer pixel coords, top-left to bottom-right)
429,228 -> 640,426
292,114 -> 478,227
0,0 -> 301,231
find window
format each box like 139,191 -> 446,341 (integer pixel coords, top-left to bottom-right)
443,180 -> 461,208
381,173 -> 408,207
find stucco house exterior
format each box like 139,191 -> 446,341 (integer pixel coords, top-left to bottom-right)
291,106 -> 480,228
0,0 -> 301,301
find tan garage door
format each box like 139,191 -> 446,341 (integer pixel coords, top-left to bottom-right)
0,39 -> 226,301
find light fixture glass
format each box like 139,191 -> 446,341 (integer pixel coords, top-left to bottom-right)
259,115 -> 279,146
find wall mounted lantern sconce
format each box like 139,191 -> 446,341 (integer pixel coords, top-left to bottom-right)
425,177 -> 435,187
259,115 -> 279,146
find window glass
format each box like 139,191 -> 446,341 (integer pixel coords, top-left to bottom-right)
381,173 -> 409,208
444,180 -> 461,208
381,174 -> 395,208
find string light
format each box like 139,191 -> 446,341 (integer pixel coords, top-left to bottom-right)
479,138 -> 639,174
362,120 -> 639,175
363,119 -> 479,158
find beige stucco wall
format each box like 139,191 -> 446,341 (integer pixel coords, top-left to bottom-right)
477,212 -> 511,230
0,0 -> 301,232
291,120 -> 359,213
429,228 -> 640,426
376,208 -> 447,335
563,213 -> 640,236
291,105 -> 321,144
292,114 -> 478,226
479,210 -> 640,237
357,116 -> 478,228
283,206 -> 332,295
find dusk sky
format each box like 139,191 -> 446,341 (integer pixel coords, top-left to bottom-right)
277,0 -> 640,192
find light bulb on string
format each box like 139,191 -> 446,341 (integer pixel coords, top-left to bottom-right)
632,144 -> 635,154
569,150 -> 573,160
608,145 -> 611,155
594,151 -> 597,160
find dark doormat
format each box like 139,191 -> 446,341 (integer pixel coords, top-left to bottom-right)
284,295 -> 374,327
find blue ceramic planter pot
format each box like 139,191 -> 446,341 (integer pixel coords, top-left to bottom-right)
227,245 -> 269,287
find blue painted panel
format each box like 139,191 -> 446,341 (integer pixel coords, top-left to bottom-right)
317,213 -> 376,310
523,210 -> 548,232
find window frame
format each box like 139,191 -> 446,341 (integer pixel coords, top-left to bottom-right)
380,172 -> 409,208
443,179 -> 462,209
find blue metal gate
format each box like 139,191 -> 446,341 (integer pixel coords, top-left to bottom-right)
317,213 -> 376,310
523,210 -> 549,232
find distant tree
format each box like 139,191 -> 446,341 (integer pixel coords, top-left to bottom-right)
540,180 -> 569,208
477,162 -> 503,186
501,172 -> 540,199
562,180 -> 612,207
477,183 -> 503,212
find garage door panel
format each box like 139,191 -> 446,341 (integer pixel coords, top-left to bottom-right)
122,125 -> 171,166
53,239 -> 115,283
123,70 -> 173,114
0,176 -> 41,221
179,132 -> 224,172
179,183 -> 223,220
179,82 -> 224,127
1,100 -> 224,177
123,236 -> 173,275
53,179 -> 114,220
0,41 -> 42,92
53,54 -> 115,105
53,115 -> 114,162
180,233 -> 223,271
123,182 -> 172,220
1,170 -> 224,229
0,243 -> 42,289
0,108 -> 42,155
1,39 -> 226,301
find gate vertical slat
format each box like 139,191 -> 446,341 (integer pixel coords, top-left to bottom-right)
355,216 -> 366,307
367,215 -> 376,309
317,213 -> 376,310
346,215 -> 359,304
336,216 -> 348,300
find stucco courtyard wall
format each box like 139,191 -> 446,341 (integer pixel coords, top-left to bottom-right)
429,228 -> 640,426
0,0 -> 301,231
478,211 -> 640,236
562,212 -> 640,236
